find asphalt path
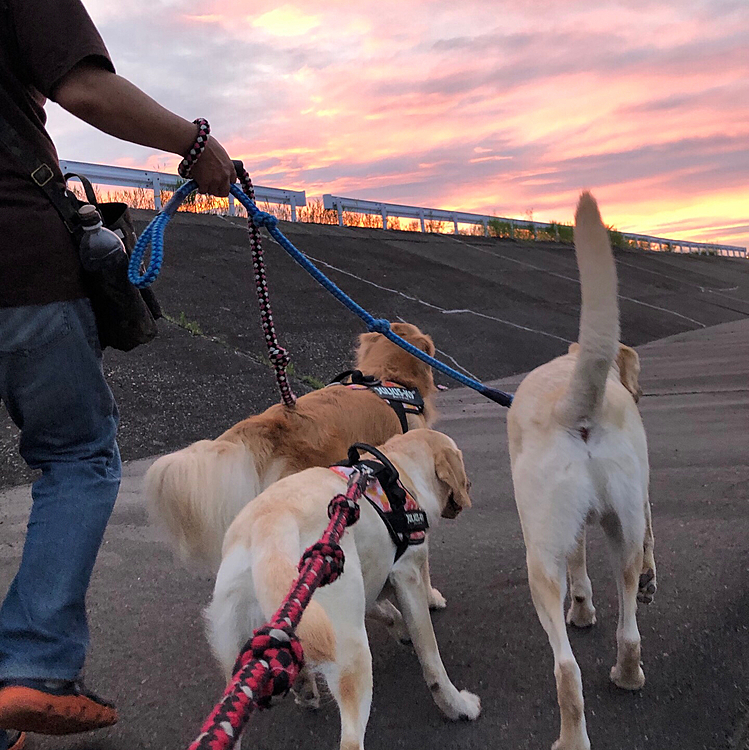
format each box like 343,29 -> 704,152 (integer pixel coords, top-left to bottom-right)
1,318 -> 747,750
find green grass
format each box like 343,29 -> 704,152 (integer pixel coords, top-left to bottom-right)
488,219 -> 514,238
301,374 -> 326,390
547,221 -> 574,243
164,311 -> 203,335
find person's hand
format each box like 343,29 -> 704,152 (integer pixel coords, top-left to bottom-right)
190,137 -> 236,197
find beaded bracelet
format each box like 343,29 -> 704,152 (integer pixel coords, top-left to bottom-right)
178,118 -> 210,178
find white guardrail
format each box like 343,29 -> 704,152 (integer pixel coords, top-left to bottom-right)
57,162 -> 745,258
59,160 -> 306,220
322,194 -> 747,258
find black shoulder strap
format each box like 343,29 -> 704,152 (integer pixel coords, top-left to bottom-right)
387,399 -> 409,434
0,101 -> 81,233
0,13 -> 81,235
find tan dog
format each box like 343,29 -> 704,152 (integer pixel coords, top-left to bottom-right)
507,193 -> 656,750
145,322 -> 438,571
206,429 -> 480,750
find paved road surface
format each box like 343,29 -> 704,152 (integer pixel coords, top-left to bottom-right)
1,319 -> 747,750
5,211 -> 748,488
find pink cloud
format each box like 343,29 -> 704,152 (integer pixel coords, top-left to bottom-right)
47,0 -> 749,250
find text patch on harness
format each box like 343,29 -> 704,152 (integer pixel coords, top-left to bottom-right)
331,442 -> 429,561
328,370 -> 424,433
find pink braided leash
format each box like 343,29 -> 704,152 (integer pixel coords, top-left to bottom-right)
187,470 -> 366,750
177,118 -> 297,407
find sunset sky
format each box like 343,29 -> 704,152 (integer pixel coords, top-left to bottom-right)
48,0 -> 748,249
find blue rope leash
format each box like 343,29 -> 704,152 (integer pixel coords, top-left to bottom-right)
128,181 -> 513,407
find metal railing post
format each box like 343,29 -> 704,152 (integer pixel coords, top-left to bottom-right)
337,203 -> 344,227
381,206 -> 387,230
152,175 -> 162,211
290,196 -> 297,222
419,210 -> 426,233
228,193 -> 235,217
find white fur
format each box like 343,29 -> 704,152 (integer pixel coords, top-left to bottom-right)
507,193 -> 655,750
206,431 -> 480,750
556,192 -> 620,429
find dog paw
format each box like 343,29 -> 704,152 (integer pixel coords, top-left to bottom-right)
610,663 -> 645,691
387,611 -> 411,644
292,673 -> 320,710
638,568 -> 656,604
566,598 -> 596,628
428,587 -> 447,610
454,690 -> 481,721
552,736 -> 591,750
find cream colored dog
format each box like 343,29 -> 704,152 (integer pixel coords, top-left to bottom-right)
206,429 -> 480,750
507,193 -> 656,750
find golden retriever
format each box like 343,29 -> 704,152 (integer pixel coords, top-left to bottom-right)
206,429 -> 479,750
145,323 -> 438,571
507,193 -> 656,750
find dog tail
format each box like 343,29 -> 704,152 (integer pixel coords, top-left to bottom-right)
556,192 -> 620,427
145,438 -> 264,569
250,513 -> 337,664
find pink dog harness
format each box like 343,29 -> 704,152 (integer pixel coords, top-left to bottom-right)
330,443 -> 428,561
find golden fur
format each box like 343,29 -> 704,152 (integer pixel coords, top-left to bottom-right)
146,322 -> 438,569
207,429 -> 479,750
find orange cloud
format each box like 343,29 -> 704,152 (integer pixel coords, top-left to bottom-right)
54,0 -> 748,251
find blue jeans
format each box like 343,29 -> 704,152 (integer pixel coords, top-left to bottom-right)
0,299 -> 121,687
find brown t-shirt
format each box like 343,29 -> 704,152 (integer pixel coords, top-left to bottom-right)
0,0 -> 114,307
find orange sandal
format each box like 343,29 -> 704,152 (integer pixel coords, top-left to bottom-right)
0,681 -> 117,736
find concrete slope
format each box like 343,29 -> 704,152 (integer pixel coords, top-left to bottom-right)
2,212 -> 748,488
1,318 -> 746,750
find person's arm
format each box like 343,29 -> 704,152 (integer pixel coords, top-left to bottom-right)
53,60 -> 235,197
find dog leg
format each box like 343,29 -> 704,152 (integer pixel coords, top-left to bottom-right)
292,666 -> 320,710
320,627 -> 373,750
566,529 -> 596,628
638,498 -> 657,604
389,560 -> 480,722
422,554 -> 447,610
367,598 -> 410,644
607,543 -> 646,690
527,551 -> 590,750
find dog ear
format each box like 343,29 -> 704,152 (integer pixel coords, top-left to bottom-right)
434,443 -> 471,518
415,333 -> 435,357
356,332 -> 380,365
616,344 -> 642,402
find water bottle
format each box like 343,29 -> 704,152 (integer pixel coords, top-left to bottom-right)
77,204 -> 127,272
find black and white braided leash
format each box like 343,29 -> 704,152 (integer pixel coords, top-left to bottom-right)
178,118 -> 297,407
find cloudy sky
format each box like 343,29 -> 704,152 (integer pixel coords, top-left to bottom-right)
48,0 -> 748,249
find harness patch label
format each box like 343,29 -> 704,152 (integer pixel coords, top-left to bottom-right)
372,385 -> 423,406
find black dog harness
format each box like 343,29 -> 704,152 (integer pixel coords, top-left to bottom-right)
331,443 -> 429,562
328,370 -> 425,433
